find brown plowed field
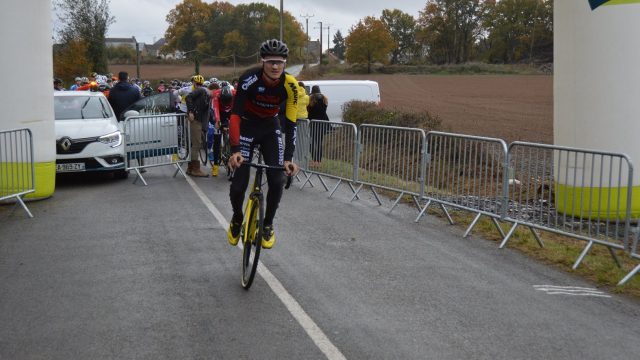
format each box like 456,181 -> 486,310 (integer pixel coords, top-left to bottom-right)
110,65 -> 553,143
328,74 -> 553,144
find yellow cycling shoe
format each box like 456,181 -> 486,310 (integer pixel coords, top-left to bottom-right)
227,221 -> 241,246
261,225 -> 276,249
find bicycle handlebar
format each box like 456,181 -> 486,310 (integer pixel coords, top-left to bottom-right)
240,159 -> 295,189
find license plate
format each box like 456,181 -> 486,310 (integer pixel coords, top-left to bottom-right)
56,162 -> 85,172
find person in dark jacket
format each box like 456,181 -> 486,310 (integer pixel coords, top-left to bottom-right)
185,74 -> 210,177
108,71 -> 141,121
307,85 -> 329,165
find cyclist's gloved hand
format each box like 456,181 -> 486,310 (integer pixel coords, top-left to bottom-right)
283,161 -> 298,176
229,152 -> 244,170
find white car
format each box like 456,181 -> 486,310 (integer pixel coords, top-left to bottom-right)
54,91 -> 128,178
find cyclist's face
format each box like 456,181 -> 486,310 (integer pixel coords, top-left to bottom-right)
262,56 -> 286,80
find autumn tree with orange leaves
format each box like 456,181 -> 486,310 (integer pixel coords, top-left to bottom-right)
345,17 -> 395,73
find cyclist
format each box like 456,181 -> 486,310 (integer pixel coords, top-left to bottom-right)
227,39 -> 300,249
210,82 -> 236,176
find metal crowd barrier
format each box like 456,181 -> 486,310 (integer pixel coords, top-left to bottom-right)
300,120 -> 359,198
416,132 -> 509,238
122,114 -> 190,185
0,128 -> 35,217
504,142 -> 634,270
354,125 -> 427,213
293,119 -> 310,171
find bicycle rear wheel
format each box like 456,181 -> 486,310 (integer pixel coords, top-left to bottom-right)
241,196 -> 263,289
221,132 -> 232,178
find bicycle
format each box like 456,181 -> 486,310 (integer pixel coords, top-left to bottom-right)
236,152 -> 293,289
219,128 -> 232,179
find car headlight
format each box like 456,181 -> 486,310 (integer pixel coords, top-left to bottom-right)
98,131 -> 122,148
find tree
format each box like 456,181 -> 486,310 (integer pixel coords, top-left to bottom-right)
53,40 -> 91,81
481,0 -> 553,63
416,0 -> 482,64
345,16 -> 395,73
332,30 -> 346,60
380,9 -> 417,64
164,0 -> 213,73
54,0 -> 114,73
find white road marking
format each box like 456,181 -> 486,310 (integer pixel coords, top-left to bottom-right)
533,285 -> 611,298
184,175 -> 347,360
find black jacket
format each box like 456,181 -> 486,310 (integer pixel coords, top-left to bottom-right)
108,81 -> 141,121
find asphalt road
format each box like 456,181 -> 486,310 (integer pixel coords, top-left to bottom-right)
1,164 -> 639,359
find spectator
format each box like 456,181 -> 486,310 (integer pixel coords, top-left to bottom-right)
142,80 -> 153,97
307,85 -> 329,166
108,71 -> 142,169
108,71 -> 141,121
157,80 -> 166,93
69,77 -> 82,91
297,81 -> 309,120
54,78 -> 65,91
185,74 -> 210,177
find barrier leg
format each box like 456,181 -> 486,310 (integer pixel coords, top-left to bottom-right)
328,179 -> 343,198
173,162 -> 187,178
317,175 -> 330,192
573,241 -> 593,269
529,226 -> 544,248
440,203 -> 454,225
389,192 -> 404,214
347,182 -> 361,200
15,195 -> 34,218
132,169 -> 148,186
608,247 -> 622,268
464,213 -> 482,238
415,199 -> 432,223
491,218 -> 506,239
618,263 -> 640,285
350,184 -> 364,202
412,195 -> 421,213
370,186 -> 383,206
499,223 -> 519,249
299,171 -> 313,189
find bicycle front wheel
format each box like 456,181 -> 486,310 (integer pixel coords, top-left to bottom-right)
221,132 -> 232,177
241,196 -> 263,289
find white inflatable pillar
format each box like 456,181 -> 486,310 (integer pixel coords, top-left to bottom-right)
554,0 -> 640,218
0,1 -> 56,198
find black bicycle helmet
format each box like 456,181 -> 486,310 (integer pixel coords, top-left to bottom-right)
260,39 -> 289,58
219,85 -> 234,104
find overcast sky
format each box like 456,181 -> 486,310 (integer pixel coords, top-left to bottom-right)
105,0 -> 427,50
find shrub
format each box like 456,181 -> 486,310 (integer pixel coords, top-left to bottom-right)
342,100 -> 442,132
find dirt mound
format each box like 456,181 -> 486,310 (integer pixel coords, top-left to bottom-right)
108,64 -> 254,82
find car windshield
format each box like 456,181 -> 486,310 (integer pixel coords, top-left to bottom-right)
54,96 -> 113,120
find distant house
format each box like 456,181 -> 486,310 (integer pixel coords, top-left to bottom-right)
105,37 -> 138,50
143,38 -> 184,60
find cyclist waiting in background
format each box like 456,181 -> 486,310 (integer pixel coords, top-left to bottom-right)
227,39 -> 300,249
209,81 -> 236,177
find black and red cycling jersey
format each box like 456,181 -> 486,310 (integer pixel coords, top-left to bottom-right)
229,67 -> 299,161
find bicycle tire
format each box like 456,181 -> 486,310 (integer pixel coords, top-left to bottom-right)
241,196 -> 263,289
221,132 -> 232,177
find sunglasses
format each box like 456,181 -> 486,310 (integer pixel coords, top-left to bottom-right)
263,59 -> 287,67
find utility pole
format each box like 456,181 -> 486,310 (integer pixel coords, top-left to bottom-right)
279,0 -> 284,41
325,24 -> 332,57
315,21 -> 323,64
300,13 -> 314,65
135,42 -> 140,79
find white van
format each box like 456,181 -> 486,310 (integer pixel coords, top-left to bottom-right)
301,80 -> 380,122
